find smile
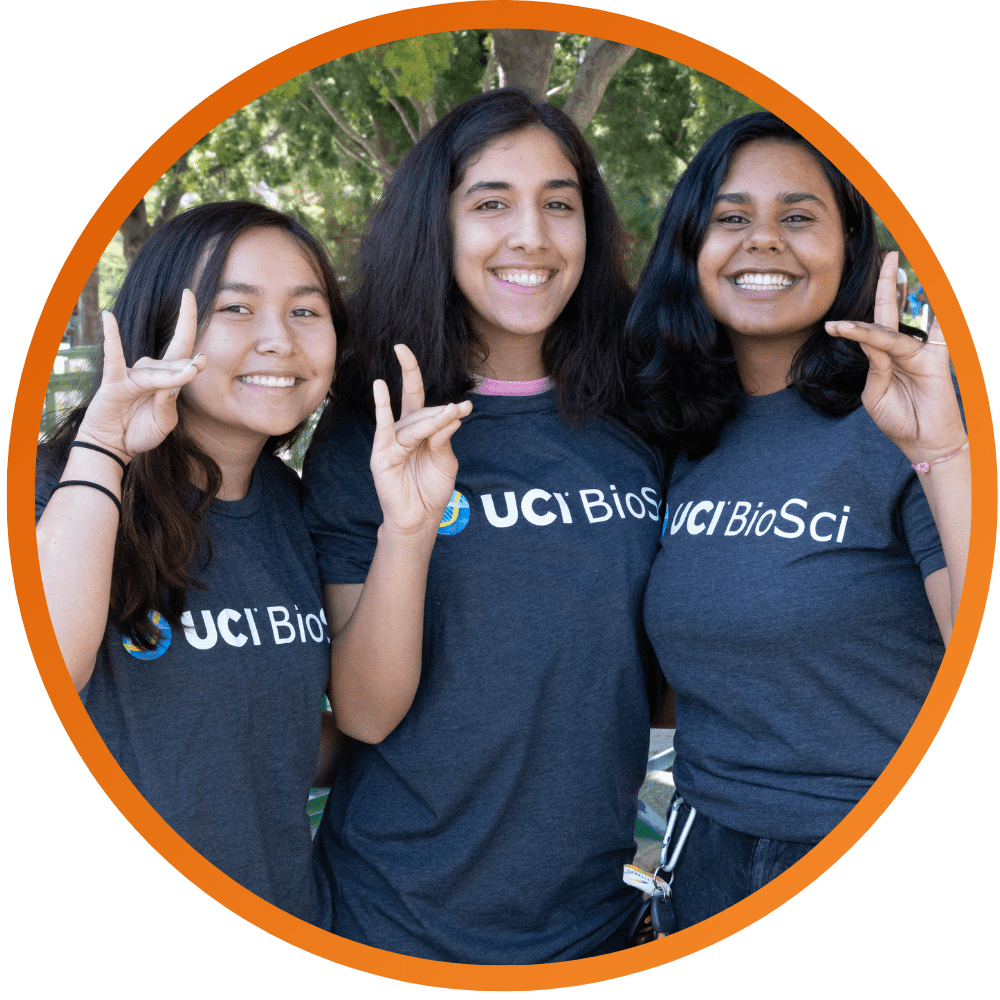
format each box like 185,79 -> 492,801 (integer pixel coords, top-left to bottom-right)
492,269 -> 553,287
237,375 -> 297,387
733,272 -> 795,288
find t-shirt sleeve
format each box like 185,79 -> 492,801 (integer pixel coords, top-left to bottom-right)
898,470 -> 946,578
300,408 -> 383,585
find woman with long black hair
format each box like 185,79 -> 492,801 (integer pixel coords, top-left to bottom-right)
35,201 -> 468,923
628,112 -> 969,929
302,89 -> 665,962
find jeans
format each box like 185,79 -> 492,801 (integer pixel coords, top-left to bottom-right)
669,800 -> 817,930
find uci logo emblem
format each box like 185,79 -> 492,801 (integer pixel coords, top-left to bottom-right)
438,491 -> 471,535
122,610 -> 172,660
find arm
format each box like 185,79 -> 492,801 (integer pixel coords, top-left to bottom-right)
826,253 -> 969,641
312,709 -> 347,788
326,346 -> 472,743
36,293 -> 207,690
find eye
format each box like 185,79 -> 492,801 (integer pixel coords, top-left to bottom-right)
716,212 -> 749,225
290,307 -> 319,318
783,212 -> 814,224
475,199 -> 506,211
544,199 -> 573,211
219,304 -> 250,314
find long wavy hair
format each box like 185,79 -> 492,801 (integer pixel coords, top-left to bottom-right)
39,201 -> 347,649
626,111 -> 881,459
332,87 -> 635,427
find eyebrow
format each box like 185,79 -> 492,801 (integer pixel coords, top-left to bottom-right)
715,191 -> 829,209
217,281 -> 327,298
462,178 -> 581,197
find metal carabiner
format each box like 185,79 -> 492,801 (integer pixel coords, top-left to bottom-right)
653,795 -> 698,883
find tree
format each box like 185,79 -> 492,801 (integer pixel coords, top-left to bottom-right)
111,31 -> 763,282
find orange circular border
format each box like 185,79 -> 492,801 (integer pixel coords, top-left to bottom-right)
9,1 -> 996,990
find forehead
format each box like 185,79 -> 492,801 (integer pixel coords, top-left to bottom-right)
458,127 -> 579,186
722,140 -> 837,203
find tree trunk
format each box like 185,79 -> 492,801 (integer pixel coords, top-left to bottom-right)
491,30 -> 559,100
562,39 -> 636,130
120,199 -> 153,265
76,264 -> 102,346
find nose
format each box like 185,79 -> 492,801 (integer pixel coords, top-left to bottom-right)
255,309 -> 295,356
743,217 -> 782,252
506,205 -> 548,253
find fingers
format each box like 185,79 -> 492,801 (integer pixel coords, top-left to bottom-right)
162,288 -> 200,361
101,311 -> 126,377
372,378 -> 396,447
394,400 -> 472,451
874,252 -> 900,330
395,344 -> 426,420
129,354 -> 208,394
926,316 -> 948,349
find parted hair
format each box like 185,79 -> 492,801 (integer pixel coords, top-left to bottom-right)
332,87 -> 636,427
39,201 -> 347,649
626,111 -> 881,459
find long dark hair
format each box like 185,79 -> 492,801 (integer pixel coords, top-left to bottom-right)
39,201 -> 347,649
333,87 -> 635,426
626,111 -> 881,459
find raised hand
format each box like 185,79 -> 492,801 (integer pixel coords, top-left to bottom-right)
369,344 -> 473,536
825,252 -> 966,466
75,288 -> 209,462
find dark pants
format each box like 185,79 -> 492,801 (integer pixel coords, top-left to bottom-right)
669,801 -> 817,930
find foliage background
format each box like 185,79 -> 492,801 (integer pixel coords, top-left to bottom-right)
8,3 -> 992,999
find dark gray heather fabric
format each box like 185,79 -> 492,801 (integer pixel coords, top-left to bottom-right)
643,388 -> 946,843
36,453 -> 330,922
301,390 -> 664,963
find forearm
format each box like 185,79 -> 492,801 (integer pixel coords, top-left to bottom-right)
916,448 -> 971,627
36,447 -> 125,690
329,524 -> 438,743
312,710 -> 346,787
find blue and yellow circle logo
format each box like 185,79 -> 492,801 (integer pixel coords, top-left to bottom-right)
438,491 -> 471,535
123,610 -> 172,660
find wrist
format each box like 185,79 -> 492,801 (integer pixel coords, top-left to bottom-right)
73,430 -> 132,467
377,520 -> 441,549
909,439 -> 969,474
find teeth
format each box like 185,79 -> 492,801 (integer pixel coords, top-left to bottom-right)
238,375 -> 296,387
494,270 -> 551,287
735,273 -> 794,287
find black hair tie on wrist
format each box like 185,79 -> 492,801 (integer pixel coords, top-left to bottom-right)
70,440 -> 129,473
52,480 -> 123,516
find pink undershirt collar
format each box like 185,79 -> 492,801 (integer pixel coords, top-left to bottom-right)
472,374 -> 554,396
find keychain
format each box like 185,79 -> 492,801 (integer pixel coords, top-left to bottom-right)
624,795 -> 698,941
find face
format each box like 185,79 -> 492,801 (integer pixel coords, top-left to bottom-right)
181,227 -> 337,454
449,127 -> 586,354
697,140 -> 846,351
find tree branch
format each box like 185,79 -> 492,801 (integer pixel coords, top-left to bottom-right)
490,29 -> 558,99
307,72 -> 392,178
562,38 -> 636,130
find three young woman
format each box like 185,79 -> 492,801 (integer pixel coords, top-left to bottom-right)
628,112 -> 969,928
35,201 -> 467,923
302,89 -> 665,962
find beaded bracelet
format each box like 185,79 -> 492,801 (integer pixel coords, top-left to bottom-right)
52,480 -> 123,516
911,441 -> 969,474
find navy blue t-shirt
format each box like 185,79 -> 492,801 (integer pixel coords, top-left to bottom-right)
36,453 -> 330,922
301,390 -> 664,963
643,388 -> 945,843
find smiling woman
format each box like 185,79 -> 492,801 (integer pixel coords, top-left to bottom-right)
627,112 -> 970,931
33,200 -> 471,926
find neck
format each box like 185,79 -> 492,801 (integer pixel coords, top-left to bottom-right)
185,424 -> 267,501
472,329 -> 547,382
728,329 -> 811,396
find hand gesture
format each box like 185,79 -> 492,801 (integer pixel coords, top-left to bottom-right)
75,289 -> 208,463
825,252 -> 966,465
369,344 -> 473,537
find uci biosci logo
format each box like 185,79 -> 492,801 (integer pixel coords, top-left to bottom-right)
669,497 -> 851,543
180,604 -> 330,650
477,485 -> 661,528
122,611 -> 172,660
438,491 -> 471,535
